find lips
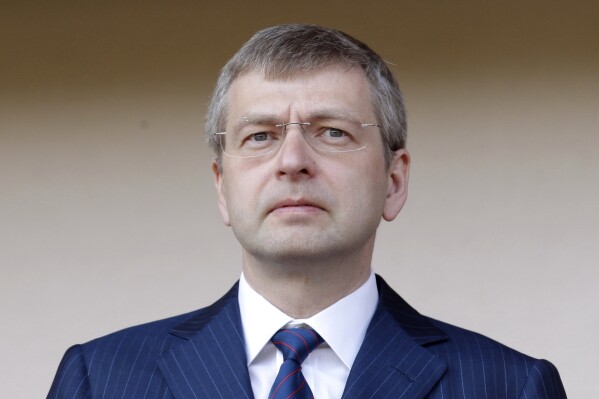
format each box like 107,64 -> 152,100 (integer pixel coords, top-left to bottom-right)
269,198 -> 325,213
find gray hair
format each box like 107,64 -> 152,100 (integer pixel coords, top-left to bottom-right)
205,24 -> 407,170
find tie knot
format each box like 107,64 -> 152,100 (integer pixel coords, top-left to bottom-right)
271,328 -> 323,364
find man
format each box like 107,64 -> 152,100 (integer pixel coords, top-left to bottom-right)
49,24 -> 567,398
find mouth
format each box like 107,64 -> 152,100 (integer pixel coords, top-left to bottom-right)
269,198 -> 325,214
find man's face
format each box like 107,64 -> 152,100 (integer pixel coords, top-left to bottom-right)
213,66 -> 409,265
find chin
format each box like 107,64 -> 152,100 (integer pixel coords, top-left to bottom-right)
249,237 -> 359,266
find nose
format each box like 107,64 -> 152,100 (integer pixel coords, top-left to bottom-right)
274,123 -> 316,179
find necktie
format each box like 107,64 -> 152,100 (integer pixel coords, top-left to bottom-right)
269,327 -> 323,399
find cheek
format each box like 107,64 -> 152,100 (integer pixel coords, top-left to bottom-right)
223,179 -> 247,217
336,169 -> 387,216
221,167 -> 265,221
362,171 -> 390,213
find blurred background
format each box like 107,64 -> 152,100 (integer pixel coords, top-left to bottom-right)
1,1 -> 597,397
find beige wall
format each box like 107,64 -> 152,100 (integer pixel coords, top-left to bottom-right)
2,2 -> 598,397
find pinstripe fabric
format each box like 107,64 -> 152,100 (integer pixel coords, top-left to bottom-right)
48,284 -> 252,399
48,276 -> 566,398
340,276 -> 567,399
269,328 -> 323,399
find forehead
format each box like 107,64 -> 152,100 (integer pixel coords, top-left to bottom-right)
225,66 -> 376,123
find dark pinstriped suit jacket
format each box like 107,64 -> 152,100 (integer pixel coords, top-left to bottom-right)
48,275 -> 567,398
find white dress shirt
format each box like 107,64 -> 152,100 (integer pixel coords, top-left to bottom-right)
238,271 -> 379,399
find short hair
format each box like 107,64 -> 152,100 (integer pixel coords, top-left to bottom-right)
205,24 -> 407,170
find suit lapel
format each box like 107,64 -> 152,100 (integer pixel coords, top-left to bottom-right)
157,283 -> 254,399
342,276 -> 448,399
156,276 -> 446,399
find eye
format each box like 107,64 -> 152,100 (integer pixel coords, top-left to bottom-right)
249,132 -> 270,142
312,124 -> 355,150
323,127 -> 347,138
240,130 -> 279,148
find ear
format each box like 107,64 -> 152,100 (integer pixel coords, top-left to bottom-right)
383,149 -> 410,221
212,159 -> 231,226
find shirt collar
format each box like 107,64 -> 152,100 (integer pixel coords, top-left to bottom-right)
238,273 -> 293,366
238,270 -> 378,369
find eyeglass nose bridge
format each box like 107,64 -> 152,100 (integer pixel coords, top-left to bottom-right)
275,122 -> 311,134
274,122 -> 313,149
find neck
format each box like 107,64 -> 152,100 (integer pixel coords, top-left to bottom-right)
242,249 -> 373,319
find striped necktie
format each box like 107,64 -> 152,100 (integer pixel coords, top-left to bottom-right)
269,327 -> 323,399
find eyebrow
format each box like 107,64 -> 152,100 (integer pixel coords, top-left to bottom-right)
231,114 -> 282,132
304,109 -> 361,123
233,108 -> 362,131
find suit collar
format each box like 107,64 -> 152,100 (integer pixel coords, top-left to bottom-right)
376,275 -> 447,346
158,276 -> 447,399
169,283 -> 240,339
341,275 -> 448,399
158,283 -> 255,399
